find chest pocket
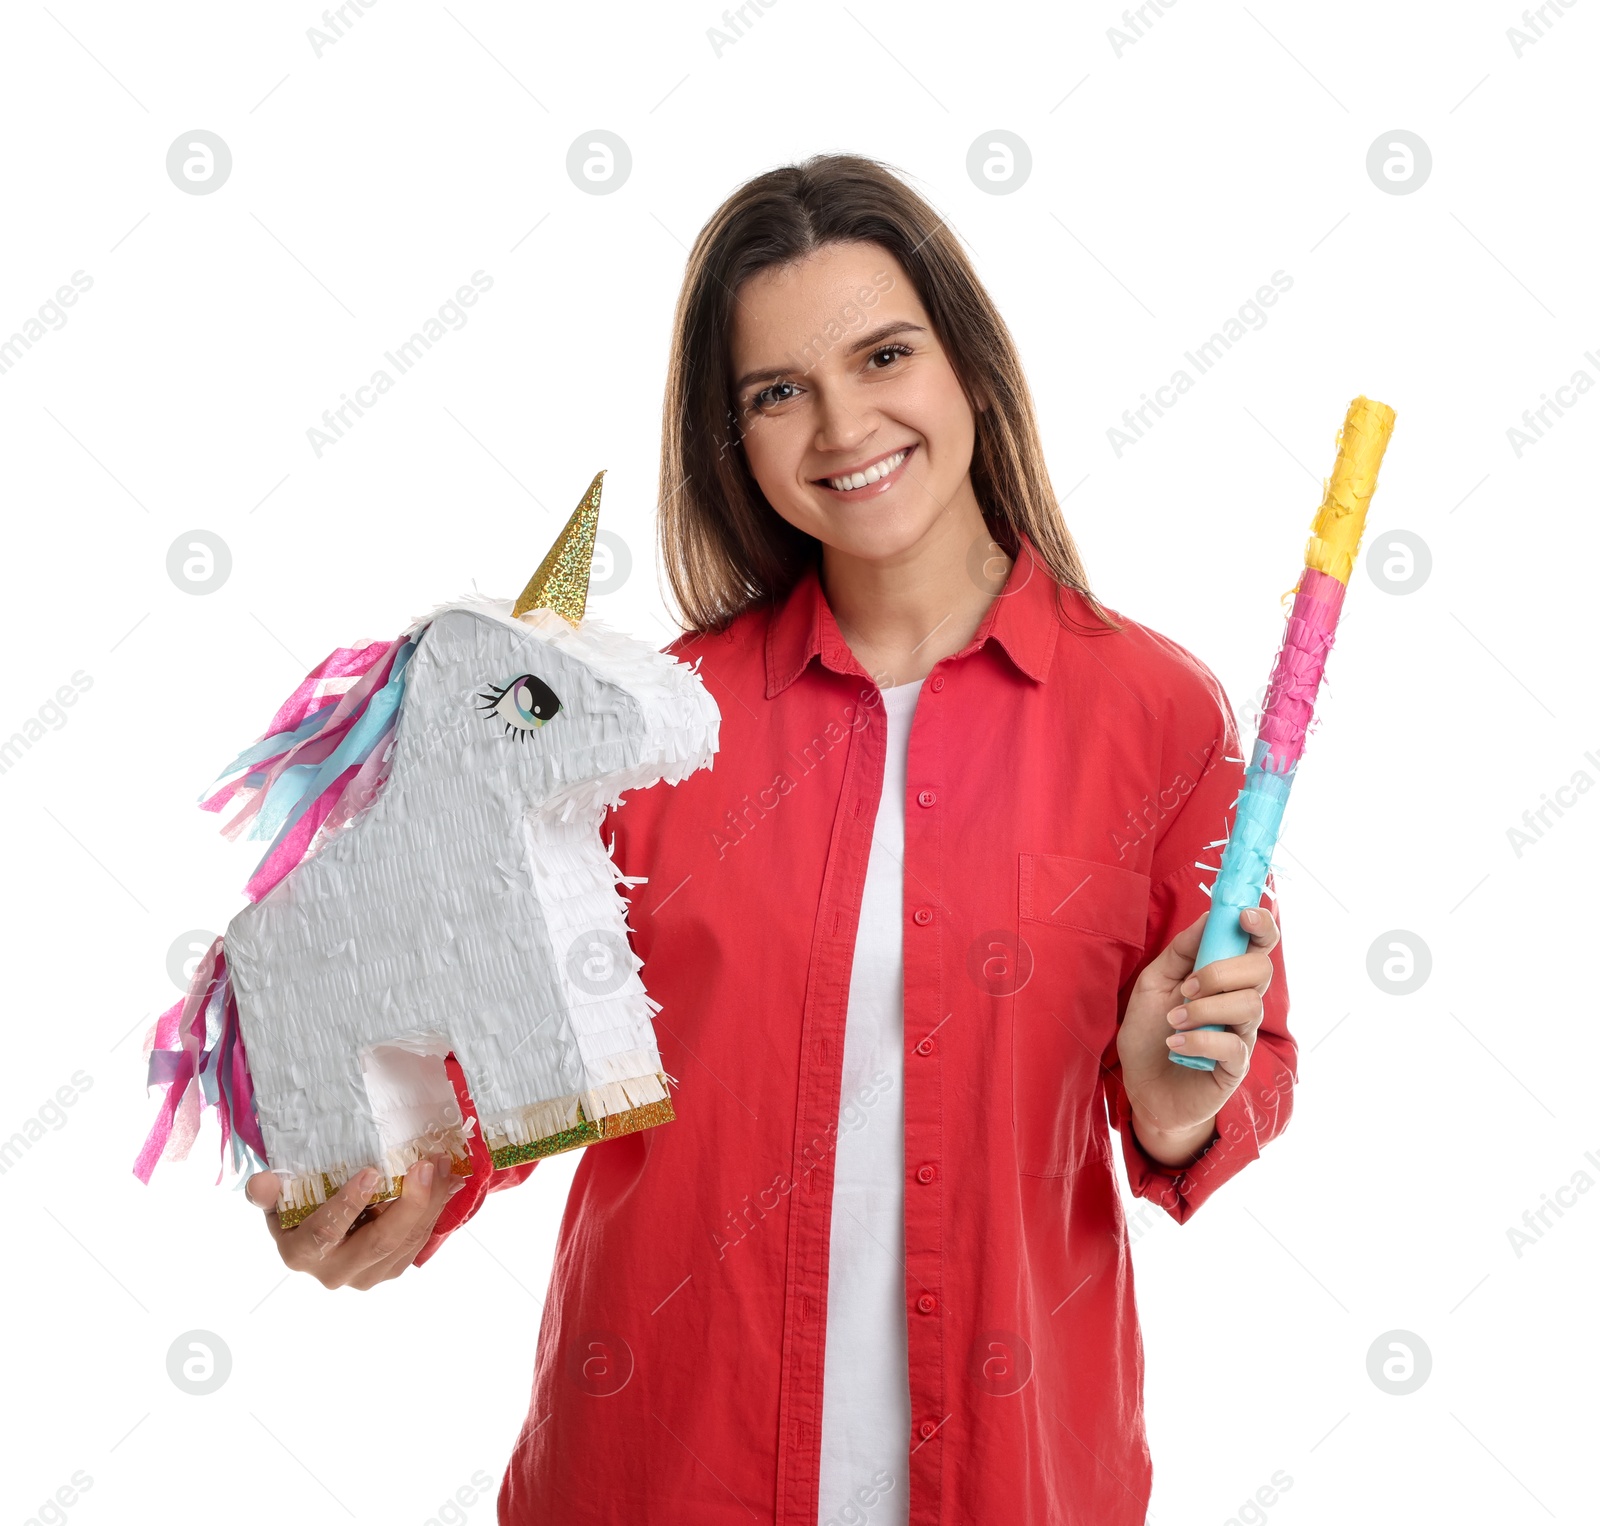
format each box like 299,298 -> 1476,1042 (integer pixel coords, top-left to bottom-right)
1012,853 -> 1151,1178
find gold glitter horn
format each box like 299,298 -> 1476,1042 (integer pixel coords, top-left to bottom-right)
512,469 -> 605,626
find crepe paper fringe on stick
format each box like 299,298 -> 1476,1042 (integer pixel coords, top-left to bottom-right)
1173,395 -> 1396,1072
134,936 -> 268,1185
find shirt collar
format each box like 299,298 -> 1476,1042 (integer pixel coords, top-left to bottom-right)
764,532 -> 1062,699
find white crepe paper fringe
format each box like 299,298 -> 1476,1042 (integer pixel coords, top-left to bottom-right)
480,1069 -> 674,1154
274,1128 -> 478,1215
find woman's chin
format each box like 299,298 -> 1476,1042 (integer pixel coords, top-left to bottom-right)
800,496 -> 954,563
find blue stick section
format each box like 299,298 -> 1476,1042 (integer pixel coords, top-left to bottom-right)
1169,741 -> 1293,1072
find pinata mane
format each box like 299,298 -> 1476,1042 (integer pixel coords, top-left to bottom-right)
199,621 -> 427,904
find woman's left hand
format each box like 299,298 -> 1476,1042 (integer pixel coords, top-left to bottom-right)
1116,906 -> 1279,1150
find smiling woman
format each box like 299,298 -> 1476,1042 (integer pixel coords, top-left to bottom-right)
657,156 -> 1117,648
274,152 -> 1297,1526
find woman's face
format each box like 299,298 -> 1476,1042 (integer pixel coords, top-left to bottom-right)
728,241 -> 983,564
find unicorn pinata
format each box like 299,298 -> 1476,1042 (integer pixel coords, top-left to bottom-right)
136,472 -> 720,1226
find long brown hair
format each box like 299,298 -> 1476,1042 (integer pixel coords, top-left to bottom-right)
657,151 -> 1119,635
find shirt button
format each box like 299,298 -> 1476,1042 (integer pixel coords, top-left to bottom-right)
915,1037 -> 935,1056
917,789 -> 936,807
912,908 -> 933,926
916,1293 -> 938,1315
930,675 -> 945,692
918,1419 -> 938,1440
916,1164 -> 936,1184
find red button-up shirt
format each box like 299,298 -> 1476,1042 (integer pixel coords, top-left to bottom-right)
417,535 -> 1297,1525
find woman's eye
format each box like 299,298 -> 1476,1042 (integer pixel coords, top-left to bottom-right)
866,342 -> 912,371
479,673 -> 562,737
753,379 -> 799,410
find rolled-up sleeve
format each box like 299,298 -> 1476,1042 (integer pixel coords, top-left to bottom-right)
1101,701 -> 1298,1225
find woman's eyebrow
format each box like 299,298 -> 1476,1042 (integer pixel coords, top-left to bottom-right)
733,320 -> 928,395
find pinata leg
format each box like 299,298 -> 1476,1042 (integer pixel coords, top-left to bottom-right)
1171,395 -> 1396,1072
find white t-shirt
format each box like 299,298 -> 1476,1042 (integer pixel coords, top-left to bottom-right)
817,677 -> 922,1526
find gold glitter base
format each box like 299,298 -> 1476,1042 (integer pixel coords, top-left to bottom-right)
276,1154 -> 473,1231
272,1098 -> 674,1228
490,1096 -> 676,1169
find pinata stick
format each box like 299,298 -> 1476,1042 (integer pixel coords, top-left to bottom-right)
1171,395 -> 1396,1072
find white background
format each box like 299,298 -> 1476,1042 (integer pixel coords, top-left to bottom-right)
1,3 -> 1595,1523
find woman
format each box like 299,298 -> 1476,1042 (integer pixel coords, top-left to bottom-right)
249,153 -> 1296,1525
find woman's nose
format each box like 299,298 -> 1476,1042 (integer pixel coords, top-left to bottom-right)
811,387 -> 876,455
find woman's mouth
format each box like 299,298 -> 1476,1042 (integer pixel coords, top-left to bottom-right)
813,444 -> 917,497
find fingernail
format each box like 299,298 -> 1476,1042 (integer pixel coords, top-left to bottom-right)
355,1168 -> 378,1193
417,1161 -> 435,1187
446,1176 -> 466,1195
1243,908 -> 1260,926
1167,1033 -> 1186,1047
1167,1008 -> 1186,1027
1181,977 -> 1199,997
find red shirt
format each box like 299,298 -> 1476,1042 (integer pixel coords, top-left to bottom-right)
418,534 -> 1297,1525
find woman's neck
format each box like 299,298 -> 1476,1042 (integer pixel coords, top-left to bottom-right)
818,490 -> 1006,688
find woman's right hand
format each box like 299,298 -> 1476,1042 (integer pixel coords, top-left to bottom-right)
245,1154 -> 465,1290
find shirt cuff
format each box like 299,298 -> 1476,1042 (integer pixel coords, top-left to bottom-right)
1115,1081 -> 1264,1225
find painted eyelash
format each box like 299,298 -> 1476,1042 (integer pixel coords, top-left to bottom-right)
477,676 -> 561,742
475,680 -> 531,743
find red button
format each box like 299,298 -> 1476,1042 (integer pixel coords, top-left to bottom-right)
930,675 -> 945,692
913,908 -> 933,926
916,1293 -> 938,1315
919,1419 -> 938,1440
915,1037 -> 935,1056
917,789 -> 936,808
916,1164 -> 936,1184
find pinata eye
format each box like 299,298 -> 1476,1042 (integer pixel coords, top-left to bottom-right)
478,674 -> 562,737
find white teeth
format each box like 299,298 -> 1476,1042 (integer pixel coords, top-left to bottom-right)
827,449 -> 906,492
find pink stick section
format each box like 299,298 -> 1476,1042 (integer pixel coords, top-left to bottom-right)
1258,568 -> 1347,773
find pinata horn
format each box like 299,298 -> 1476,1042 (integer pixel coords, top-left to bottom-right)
512,469 -> 605,626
